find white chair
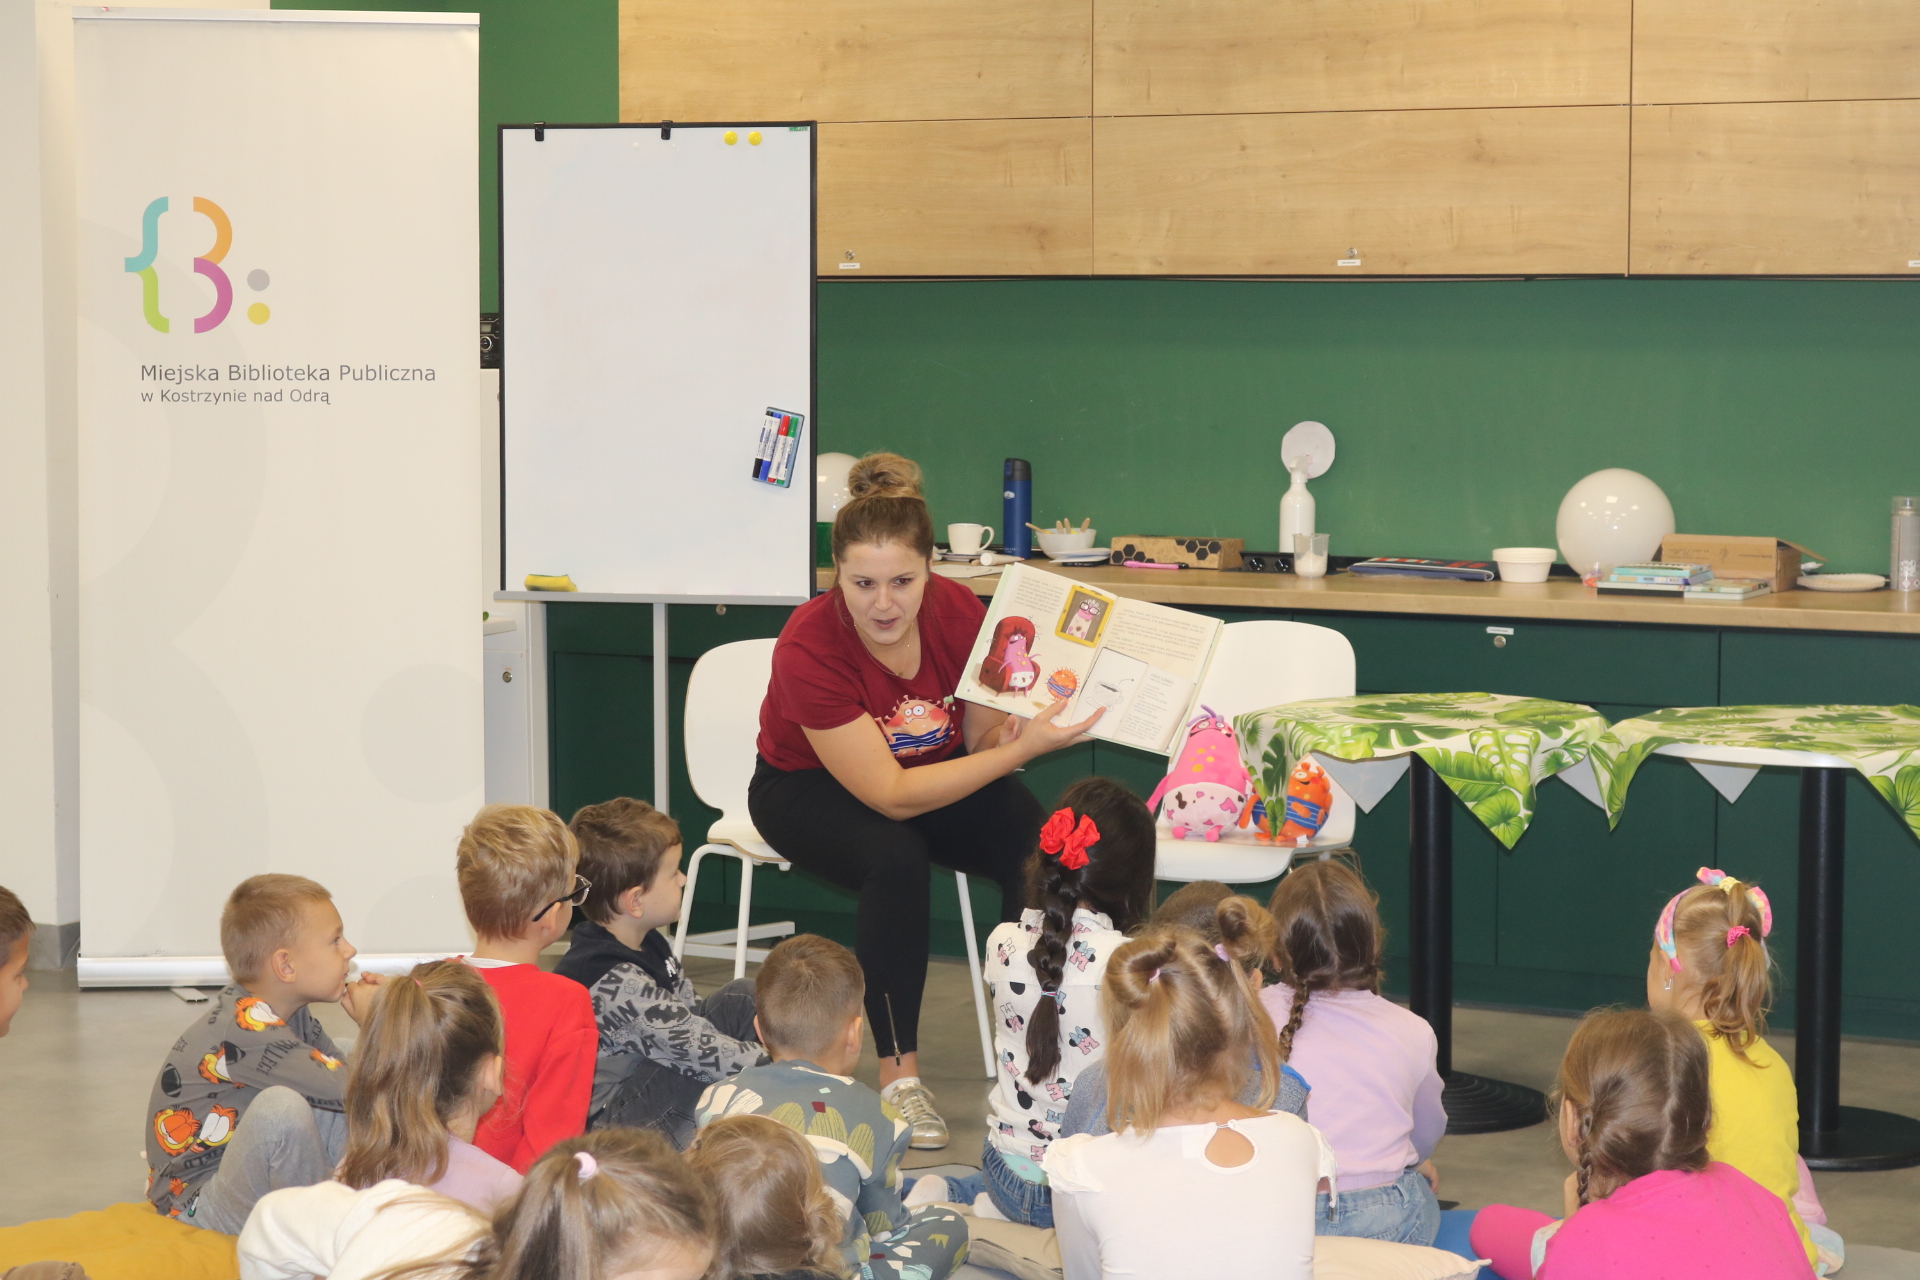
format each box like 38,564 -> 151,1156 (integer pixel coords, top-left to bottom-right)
675,639 -> 997,1079
1153,620 -> 1360,886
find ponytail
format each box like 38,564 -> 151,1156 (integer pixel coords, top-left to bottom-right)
1267,857 -> 1385,1062
1022,778 -> 1156,1085
340,961 -> 504,1189
1661,873 -> 1775,1061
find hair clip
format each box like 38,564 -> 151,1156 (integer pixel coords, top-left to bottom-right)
575,1151 -> 598,1181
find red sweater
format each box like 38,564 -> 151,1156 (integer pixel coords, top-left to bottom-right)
470,962 -> 596,1173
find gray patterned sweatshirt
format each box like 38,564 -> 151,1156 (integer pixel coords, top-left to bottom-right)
554,919 -> 766,1122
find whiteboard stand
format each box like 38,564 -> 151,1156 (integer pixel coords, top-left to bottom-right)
497,120 -> 816,818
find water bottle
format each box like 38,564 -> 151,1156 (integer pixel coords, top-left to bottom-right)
1004,459 -> 1032,559
1894,497 -> 1920,591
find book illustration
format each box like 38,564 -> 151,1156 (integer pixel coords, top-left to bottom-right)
1147,707 -> 1252,843
875,695 -> 956,758
1056,589 -> 1112,647
978,616 -> 1040,694
1046,668 -> 1080,700
1081,649 -> 1144,713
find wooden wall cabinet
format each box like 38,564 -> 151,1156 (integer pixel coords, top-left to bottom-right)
819,120 -> 1093,276
1631,100 -> 1920,274
1634,0 -> 1920,106
1095,0 -> 1630,116
1094,108 -> 1629,276
618,0 -> 1090,124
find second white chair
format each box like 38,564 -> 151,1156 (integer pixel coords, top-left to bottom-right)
675,638 -> 997,1079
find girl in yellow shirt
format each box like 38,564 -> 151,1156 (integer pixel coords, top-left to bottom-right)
1647,867 -> 1836,1275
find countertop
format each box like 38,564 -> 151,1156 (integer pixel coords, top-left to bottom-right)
817,565 -> 1920,635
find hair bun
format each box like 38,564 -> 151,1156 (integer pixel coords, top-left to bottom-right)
1214,895 -> 1276,967
846,452 -> 924,502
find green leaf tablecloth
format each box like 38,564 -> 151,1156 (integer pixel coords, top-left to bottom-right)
1589,705 -> 1920,842
1234,692 -> 1610,850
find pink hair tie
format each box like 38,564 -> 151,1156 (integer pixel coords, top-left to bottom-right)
1726,925 -> 1751,947
1214,943 -> 1231,964
575,1151 -> 598,1180
1147,968 -> 1161,984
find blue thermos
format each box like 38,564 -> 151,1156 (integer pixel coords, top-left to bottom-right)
1004,458 -> 1032,559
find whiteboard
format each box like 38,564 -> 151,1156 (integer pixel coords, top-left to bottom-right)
500,124 -> 815,603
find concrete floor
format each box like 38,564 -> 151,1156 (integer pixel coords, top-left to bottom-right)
6,957 -> 1918,1267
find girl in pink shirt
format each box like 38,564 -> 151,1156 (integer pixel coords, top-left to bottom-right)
337,959 -> 523,1213
1471,1007 -> 1813,1280
1261,859 -> 1445,1245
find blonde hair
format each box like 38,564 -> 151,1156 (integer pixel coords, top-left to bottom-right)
688,1116 -> 849,1279
569,798 -> 681,926
456,805 -> 577,940
383,1129 -> 713,1280
220,874 -> 334,984
340,961 -> 504,1190
755,934 -> 865,1058
1666,879 -> 1773,1061
830,452 -> 933,563
1267,858 -> 1385,1062
1556,1007 -> 1711,1204
1103,897 -> 1278,1136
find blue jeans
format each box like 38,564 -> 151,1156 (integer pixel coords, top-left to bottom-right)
1316,1165 -> 1440,1245
943,1140 -> 1055,1229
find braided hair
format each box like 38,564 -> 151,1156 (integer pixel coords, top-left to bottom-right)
1023,777 -> 1156,1084
1555,1007 -> 1711,1205
1266,858 -> 1384,1062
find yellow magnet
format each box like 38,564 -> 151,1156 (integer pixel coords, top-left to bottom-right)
724,130 -> 738,145
748,130 -> 762,146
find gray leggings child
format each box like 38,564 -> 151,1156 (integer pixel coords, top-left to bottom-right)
594,978 -> 759,1150
185,1086 -> 347,1235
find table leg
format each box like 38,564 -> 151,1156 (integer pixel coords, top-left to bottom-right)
1408,756 -> 1547,1134
1796,767 -> 1920,1170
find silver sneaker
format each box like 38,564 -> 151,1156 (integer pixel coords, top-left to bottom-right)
882,1077 -> 949,1150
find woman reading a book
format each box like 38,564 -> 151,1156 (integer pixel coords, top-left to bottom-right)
750,451 -> 1102,1149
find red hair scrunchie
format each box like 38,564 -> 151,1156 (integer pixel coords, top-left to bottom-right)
1040,807 -> 1100,871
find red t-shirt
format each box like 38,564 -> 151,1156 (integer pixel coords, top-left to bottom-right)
758,573 -> 987,772
469,962 -> 596,1173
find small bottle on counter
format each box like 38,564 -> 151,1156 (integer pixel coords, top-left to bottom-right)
1893,497 -> 1920,592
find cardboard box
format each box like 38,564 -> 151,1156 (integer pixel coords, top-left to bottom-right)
1109,535 -> 1245,570
1659,535 -> 1824,593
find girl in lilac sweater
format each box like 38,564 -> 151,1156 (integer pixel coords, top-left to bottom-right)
1260,860 -> 1445,1245
1470,1007 -> 1813,1280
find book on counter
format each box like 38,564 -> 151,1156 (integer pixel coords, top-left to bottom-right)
1609,561 -> 1714,586
1347,558 -> 1498,582
1683,579 -> 1772,602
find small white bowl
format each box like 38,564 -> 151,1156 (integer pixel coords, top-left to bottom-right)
1037,528 -> 1097,559
1492,547 -> 1557,584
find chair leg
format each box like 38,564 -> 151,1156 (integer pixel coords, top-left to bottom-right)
734,858 -> 757,983
673,845 -> 723,961
954,872 -> 996,1081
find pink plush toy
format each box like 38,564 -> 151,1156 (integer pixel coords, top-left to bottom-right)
1146,707 -> 1252,842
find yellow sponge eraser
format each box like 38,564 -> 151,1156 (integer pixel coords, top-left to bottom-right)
524,574 -> 578,592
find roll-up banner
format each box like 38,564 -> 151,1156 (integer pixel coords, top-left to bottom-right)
73,9 -> 482,984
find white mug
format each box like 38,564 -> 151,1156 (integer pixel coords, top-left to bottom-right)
948,523 -> 995,556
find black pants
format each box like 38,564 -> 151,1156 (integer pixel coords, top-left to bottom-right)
748,757 -> 1041,1057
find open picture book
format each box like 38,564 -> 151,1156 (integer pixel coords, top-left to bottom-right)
954,563 -> 1223,754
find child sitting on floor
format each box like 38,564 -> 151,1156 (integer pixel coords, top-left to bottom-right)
336,959 -> 521,1213
946,777 -> 1156,1226
1044,897 -> 1336,1280
1262,858 -> 1446,1245
1649,867 -> 1830,1272
456,804 -> 598,1173
688,1114 -> 851,1280
240,1127 -> 715,1280
1058,880 -> 1311,1137
1470,1006 -> 1813,1280
553,797 -> 764,1146
695,935 -> 969,1280
145,874 -> 380,1232
0,885 -> 33,1037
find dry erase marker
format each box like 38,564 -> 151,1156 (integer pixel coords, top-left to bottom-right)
1123,560 -> 1186,570
751,408 -> 778,480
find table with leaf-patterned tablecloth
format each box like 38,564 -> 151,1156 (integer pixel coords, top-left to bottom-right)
1588,704 -> 1920,842
1234,692 -> 1611,850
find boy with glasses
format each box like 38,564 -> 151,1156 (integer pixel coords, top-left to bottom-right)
455,804 -> 597,1172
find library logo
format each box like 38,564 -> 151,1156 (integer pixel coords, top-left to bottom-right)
125,196 -> 272,333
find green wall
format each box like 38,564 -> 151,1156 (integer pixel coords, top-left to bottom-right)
817,278 -> 1920,574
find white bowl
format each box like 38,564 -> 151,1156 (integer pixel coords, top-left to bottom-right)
1037,528 -> 1097,558
1492,547 -> 1557,584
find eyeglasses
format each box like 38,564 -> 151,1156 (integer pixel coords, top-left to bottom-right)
533,873 -> 592,922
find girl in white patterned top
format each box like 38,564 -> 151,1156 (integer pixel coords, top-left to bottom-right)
945,777 -> 1156,1227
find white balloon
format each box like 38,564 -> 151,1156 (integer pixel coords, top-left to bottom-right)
1556,469 -> 1675,578
816,452 -> 858,518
